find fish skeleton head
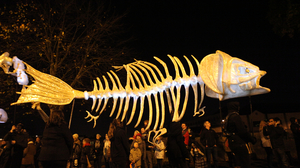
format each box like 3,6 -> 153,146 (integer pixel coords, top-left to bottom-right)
200,50 -> 270,100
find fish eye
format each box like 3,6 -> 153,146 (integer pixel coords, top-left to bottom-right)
238,66 -> 251,74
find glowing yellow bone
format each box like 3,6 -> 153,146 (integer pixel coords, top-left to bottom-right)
184,56 -> 199,115
84,110 -> 99,128
135,96 -> 145,128
98,76 -> 109,115
130,63 -> 155,130
148,128 -> 167,145
191,55 -> 206,115
159,91 -> 165,129
139,61 -> 167,129
101,72 -> 119,113
115,97 -> 124,119
136,62 -> 162,130
126,65 -> 147,128
109,70 -> 125,117
153,57 -> 173,114
173,57 -> 190,122
166,55 -> 181,121
91,80 -> 98,111
145,94 -> 153,130
94,77 -> 103,112
121,65 -> 134,122
126,66 -> 144,125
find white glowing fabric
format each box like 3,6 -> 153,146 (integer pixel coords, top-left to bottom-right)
200,51 -> 270,100
0,50 -> 270,130
0,52 -> 28,85
0,108 -> 8,123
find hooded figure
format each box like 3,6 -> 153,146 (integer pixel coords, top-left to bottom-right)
224,101 -> 256,168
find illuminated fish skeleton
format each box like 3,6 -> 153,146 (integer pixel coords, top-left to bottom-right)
0,50 -> 270,130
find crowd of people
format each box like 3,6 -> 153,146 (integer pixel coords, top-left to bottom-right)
259,117 -> 300,168
0,107 -> 299,168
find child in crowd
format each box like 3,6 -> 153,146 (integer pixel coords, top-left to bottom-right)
190,143 -> 207,168
154,136 -> 165,168
130,142 -> 142,168
129,130 -> 141,141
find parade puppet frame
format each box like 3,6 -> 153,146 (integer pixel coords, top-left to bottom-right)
0,50 -> 270,143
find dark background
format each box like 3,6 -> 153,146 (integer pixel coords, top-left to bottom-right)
1,0 -> 299,138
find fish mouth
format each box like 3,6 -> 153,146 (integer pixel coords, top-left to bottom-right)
238,70 -> 270,94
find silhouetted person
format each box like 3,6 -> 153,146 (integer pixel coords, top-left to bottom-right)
80,138 -> 94,168
200,121 -> 218,168
4,123 -> 29,168
264,118 -> 289,168
167,121 -> 189,168
259,120 -> 273,168
21,137 -> 36,168
39,110 -> 73,168
108,118 -> 130,168
0,139 -> 11,168
141,120 -> 153,168
34,136 -> 42,168
223,101 -> 256,168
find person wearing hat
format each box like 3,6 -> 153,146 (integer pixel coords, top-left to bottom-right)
94,133 -> 104,168
131,133 -> 146,168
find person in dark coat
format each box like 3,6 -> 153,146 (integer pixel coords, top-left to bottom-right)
141,120 -> 153,168
21,137 -> 36,168
200,121 -> 219,168
290,117 -> 300,161
166,121 -> 189,168
34,136 -> 42,168
80,138 -> 94,168
4,123 -> 29,168
38,110 -> 74,168
94,134 -> 103,168
264,118 -> 289,168
224,101 -> 256,168
108,118 -> 130,168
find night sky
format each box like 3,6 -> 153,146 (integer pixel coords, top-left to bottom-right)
1,0 -> 300,138
124,0 -> 299,111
